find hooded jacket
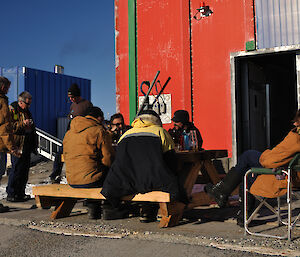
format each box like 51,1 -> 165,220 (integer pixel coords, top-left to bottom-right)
0,94 -> 14,152
250,130 -> 300,198
101,113 -> 180,207
63,115 -> 114,187
9,101 -> 37,153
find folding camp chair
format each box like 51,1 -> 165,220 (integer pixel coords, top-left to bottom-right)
244,153 -> 300,241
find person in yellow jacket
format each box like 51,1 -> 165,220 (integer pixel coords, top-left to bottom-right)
101,110 -> 185,222
205,109 -> 300,227
63,106 -> 114,219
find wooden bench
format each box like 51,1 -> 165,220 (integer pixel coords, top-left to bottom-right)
32,184 -> 185,228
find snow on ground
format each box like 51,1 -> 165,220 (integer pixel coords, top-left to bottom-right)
0,177 -> 67,200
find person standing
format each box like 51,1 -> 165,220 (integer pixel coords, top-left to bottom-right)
6,91 -> 37,202
0,77 -> 18,211
48,83 -> 93,183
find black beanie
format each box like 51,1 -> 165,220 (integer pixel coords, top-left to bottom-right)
86,106 -> 104,119
68,83 -> 81,97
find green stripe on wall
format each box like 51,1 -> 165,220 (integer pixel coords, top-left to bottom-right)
128,0 -> 137,122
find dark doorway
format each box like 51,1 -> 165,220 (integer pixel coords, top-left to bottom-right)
235,52 -> 297,156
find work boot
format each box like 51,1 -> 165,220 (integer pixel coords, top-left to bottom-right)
236,184 -> 256,227
139,203 -> 159,223
205,167 -> 243,208
102,202 -> 129,220
86,200 -> 101,219
0,203 -> 9,213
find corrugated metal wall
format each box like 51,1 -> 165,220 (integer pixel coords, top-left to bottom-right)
24,67 -> 91,137
0,66 -> 91,137
256,0 -> 300,49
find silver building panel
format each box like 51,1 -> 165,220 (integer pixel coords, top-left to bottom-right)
256,0 -> 300,49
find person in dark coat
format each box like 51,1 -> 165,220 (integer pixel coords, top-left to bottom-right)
168,110 -> 203,150
48,83 -> 93,183
101,110 -> 184,222
6,91 -> 37,202
109,113 -> 131,145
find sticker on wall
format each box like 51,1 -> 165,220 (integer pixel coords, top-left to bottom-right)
138,93 -> 172,124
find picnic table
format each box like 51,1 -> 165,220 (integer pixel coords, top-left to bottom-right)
175,149 -> 228,209
33,149 -> 228,227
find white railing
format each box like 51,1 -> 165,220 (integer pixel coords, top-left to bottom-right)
36,128 -> 62,161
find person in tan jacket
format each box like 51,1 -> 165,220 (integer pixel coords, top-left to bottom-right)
205,109 -> 300,227
0,77 -> 18,212
63,106 -> 114,219
64,106 -> 114,187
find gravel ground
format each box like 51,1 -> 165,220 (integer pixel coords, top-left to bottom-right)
1,159 -> 300,256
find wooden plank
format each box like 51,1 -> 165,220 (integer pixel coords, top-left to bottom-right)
50,199 -> 77,219
202,160 -> 221,185
176,150 -> 228,162
187,192 -> 213,209
158,202 -> 185,228
33,185 -> 170,202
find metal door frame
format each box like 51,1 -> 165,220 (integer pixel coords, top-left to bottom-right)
230,45 -> 300,166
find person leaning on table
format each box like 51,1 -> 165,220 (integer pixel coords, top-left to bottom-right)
205,109 -> 300,227
101,110 -> 188,223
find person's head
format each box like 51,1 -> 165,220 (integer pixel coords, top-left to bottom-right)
0,76 -> 11,95
86,106 -> 104,123
293,109 -> 300,128
68,83 -> 81,103
110,113 -> 125,132
136,110 -> 162,127
18,91 -> 32,109
171,110 -> 190,130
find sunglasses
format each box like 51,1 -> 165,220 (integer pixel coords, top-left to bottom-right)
112,122 -> 123,126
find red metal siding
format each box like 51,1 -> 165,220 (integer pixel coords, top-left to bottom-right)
136,0 -> 192,129
190,0 -> 255,156
115,0 -> 130,124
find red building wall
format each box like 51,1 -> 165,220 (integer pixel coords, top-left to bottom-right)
190,0 -> 255,156
115,0 -> 255,157
136,0 -> 192,129
115,0 -> 130,123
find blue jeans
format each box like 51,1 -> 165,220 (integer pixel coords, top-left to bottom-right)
235,150 -> 262,185
6,151 -> 31,197
50,148 -> 63,179
0,152 -> 7,181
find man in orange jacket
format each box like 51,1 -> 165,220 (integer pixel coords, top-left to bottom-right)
205,109 -> 300,227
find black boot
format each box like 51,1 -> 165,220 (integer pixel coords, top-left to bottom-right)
86,200 -> 101,219
236,184 -> 255,227
0,203 -> 9,213
205,167 -> 243,208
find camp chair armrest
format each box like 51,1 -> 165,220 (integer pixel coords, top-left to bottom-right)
288,153 -> 300,169
249,168 -> 283,175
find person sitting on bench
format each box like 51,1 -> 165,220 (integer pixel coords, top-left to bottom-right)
205,109 -> 300,227
101,110 -> 186,222
63,106 -> 114,219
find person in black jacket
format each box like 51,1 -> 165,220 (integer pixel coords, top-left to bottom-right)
168,110 -> 203,150
101,110 -> 186,222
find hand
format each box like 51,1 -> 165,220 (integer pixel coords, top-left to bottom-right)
10,148 -> 21,158
24,119 -> 33,126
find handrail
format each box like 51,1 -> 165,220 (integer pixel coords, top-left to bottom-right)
36,128 -> 62,161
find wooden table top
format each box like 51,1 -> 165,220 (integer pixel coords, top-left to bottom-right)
175,149 -> 228,162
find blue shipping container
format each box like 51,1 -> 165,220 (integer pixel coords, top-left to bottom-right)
0,66 -> 91,137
